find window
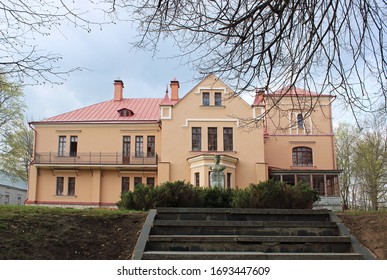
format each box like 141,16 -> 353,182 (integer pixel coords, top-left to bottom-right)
4,194 -> 9,205
147,136 -> 155,157
134,177 -> 142,187
202,92 -> 210,106
17,196 -> 22,205
58,136 -> 66,156
312,175 -> 325,195
146,177 -> 155,188
208,127 -> 217,151
69,136 -> 78,157
297,113 -> 304,129
292,147 -> 313,166
68,177 -> 76,196
226,173 -> 232,189
223,127 -> 233,151
282,175 -> 295,186
215,92 -> 222,106
135,136 -> 143,157
194,172 -> 200,187
122,177 -> 130,193
119,108 -> 133,117
122,136 -> 131,164
56,177 -> 64,195
326,175 -> 339,196
192,127 -> 202,151
297,174 -> 311,185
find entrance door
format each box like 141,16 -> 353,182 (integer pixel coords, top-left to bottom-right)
122,136 -> 131,164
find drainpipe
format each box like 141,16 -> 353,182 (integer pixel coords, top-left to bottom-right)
28,122 -> 37,164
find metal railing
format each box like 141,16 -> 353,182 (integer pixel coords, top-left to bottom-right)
33,152 -> 158,165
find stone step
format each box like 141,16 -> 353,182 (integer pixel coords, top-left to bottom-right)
146,235 -> 352,253
148,235 -> 351,243
155,208 -> 331,222
141,251 -> 364,260
150,220 -> 339,236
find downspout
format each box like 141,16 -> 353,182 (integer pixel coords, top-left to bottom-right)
26,122 -> 37,204
328,96 -> 337,169
28,122 -> 37,164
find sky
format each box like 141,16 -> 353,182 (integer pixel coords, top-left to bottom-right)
22,3 -> 352,125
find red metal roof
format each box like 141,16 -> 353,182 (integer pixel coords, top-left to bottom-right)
38,98 -> 163,123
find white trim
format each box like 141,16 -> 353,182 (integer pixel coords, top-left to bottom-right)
160,106 -> 172,120
289,112 -> 313,135
182,118 -> 240,127
190,162 -> 237,169
194,87 -> 229,95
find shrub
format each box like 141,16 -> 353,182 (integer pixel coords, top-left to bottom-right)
200,187 -> 233,208
156,181 -> 202,207
116,180 -> 319,210
243,180 -> 319,209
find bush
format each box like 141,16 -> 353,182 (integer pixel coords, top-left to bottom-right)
200,187 -> 233,208
117,180 -> 319,210
156,181 -> 202,207
238,180 -> 319,209
117,184 -> 157,210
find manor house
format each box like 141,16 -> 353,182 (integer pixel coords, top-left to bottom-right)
27,74 -> 341,209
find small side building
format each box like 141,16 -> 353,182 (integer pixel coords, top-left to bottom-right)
0,171 -> 28,205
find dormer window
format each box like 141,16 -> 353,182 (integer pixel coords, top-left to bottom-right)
118,108 -> 134,117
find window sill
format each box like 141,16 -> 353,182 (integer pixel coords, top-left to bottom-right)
54,195 -> 77,198
190,150 -> 237,154
200,105 -> 226,108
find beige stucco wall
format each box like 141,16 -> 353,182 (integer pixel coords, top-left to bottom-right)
28,122 -> 161,206
264,95 -> 336,170
160,75 -> 266,188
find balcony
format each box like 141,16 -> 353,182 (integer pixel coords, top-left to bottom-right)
33,152 -> 158,166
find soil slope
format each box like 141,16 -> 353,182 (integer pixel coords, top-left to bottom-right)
0,207 -> 385,260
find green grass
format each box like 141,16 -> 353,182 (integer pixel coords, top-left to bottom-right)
0,205 -> 143,218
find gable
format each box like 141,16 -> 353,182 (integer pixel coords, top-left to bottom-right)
171,74 -> 252,121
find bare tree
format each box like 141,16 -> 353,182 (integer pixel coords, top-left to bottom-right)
0,1 -> 107,84
106,0 -> 386,127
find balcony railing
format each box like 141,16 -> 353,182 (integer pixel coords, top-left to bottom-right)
33,152 -> 158,166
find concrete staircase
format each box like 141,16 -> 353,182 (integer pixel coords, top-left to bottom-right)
132,208 -> 375,260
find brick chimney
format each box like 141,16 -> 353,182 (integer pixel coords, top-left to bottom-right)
114,80 -> 124,101
170,77 -> 179,101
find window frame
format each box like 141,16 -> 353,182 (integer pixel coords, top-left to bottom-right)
192,127 -> 202,151
134,177 -> 143,187
194,172 -> 200,187
208,127 -> 218,151
58,136 -> 66,157
135,136 -> 144,157
297,113 -> 304,129
223,127 -> 233,151
146,177 -> 155,188
202,92 -> 210,106
214,92 -> 222,106
292,146 -> 313,166
121,177 -> 130,193
69,136 -> 78,157
68,177 -> 76,196
147,136 -> 155,157
56,177 -> 64,195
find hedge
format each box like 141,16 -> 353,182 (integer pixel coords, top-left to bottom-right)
117,179 -> 319,210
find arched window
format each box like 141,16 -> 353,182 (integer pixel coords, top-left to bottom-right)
292,147 -> 313,166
